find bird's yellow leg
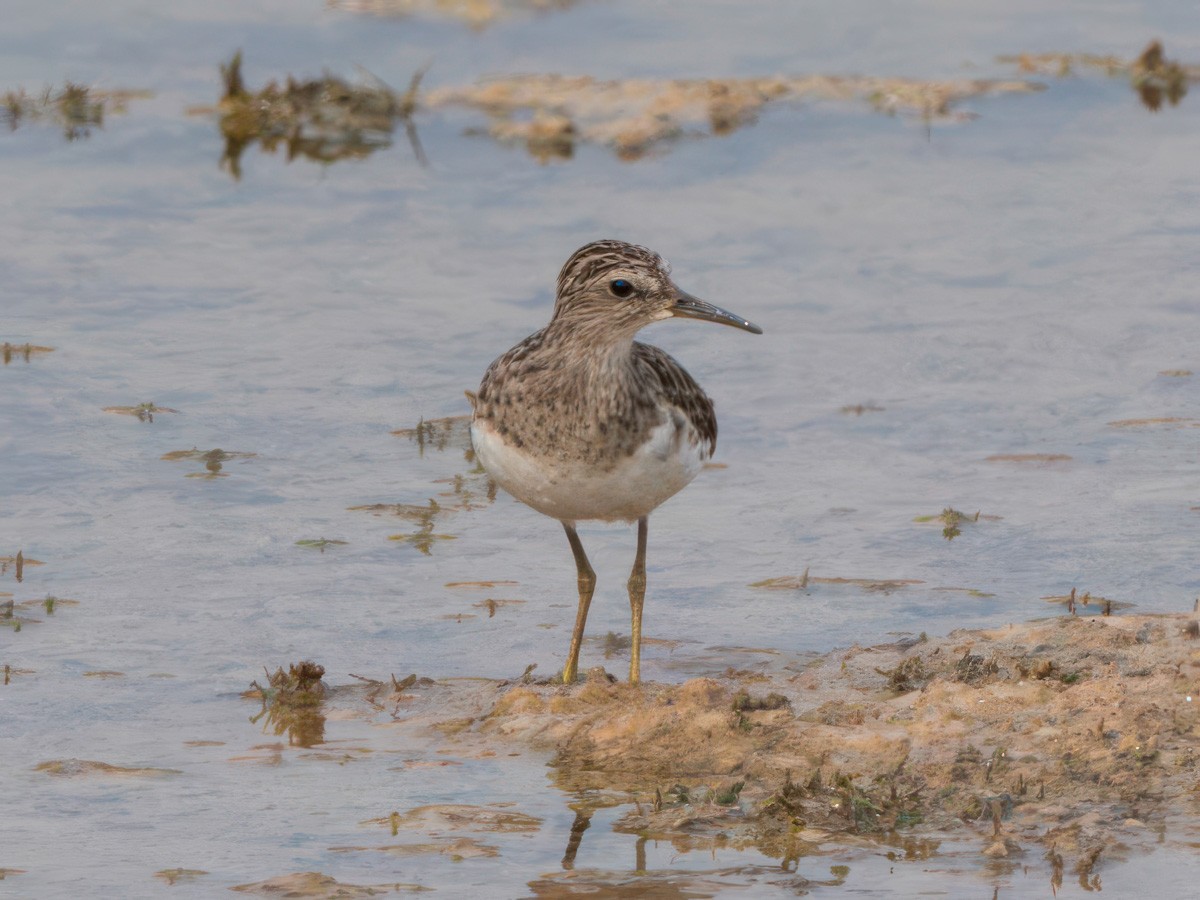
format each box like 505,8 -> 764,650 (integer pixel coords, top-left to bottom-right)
627,516 -> 648,684
561,522 -> 596,684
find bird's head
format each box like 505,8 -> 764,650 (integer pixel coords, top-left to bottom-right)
551,239 -> 762,338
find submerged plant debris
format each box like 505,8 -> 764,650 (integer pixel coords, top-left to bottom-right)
1,343 -> 54,365
154,869 -> 209,886
295,538 -> 348,552
985,453 -> 1072,465
392,415 -> 474,459
750,570 -> 924,593
1041,586 -> 1135,616
999,40 -> 1200,111
840,403 -> 885,415
161,447 -> 257,478
0,84 -> 150,139
331,836 -> 500,860
1,551 -> 43,583
193,52 -> 426,179
380,613 -> 1200,887
351,416 -> 495,554
1108,417 -> 1198,428
913,507 -> 1000,540
35,759 -> 181,778
102,402 -> 179,423
365,803 -> 542,834
231,871 -> 428,896
246,660 -> 328,748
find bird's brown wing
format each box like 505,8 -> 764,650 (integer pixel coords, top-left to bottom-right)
632,342 -> 717,456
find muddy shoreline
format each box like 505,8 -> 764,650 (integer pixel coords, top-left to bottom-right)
350,612 -> 1200,893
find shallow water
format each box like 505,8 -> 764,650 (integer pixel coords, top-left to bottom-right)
3,1 -> 1200,896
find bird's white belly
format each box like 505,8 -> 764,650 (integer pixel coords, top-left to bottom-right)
471,417 -> 707,523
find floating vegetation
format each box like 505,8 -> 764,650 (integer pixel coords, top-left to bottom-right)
0,596 -> 31,632
231,872 -> 428,896
998,51 -> 1127,77
913,507 -> 999,540
389,527 -> 457,555
330,836 -> 500,860
2,594 -> 79,632
102,401 -> 179,423
34,759 -> 181,778
1158,369 -> 1192,377
392,415 -> 473,459
471,598 -> 525,617
356,416 -> 495,553
1000,40 -> 1199,111
1,550 -> 43,583
1041,587 -> 1135,616
193,52 -> 427,180
985,453 -> 1072,464
1,342 -> 54,365
366,803 -> 542,833
82,671 -> 125,679
427,73 -> 1043,161
0,83 -> 150,139
351,499 -> 445,522
328,0 -> 584,30
840,403 -> 885,415
931,586 -> 996,598
295,538 -> 348,552
161,447 -> 257,478
355,487 -> 492,553
751,571 -> 923,593
1107,417 -> 1198,428
445,580 -> 519,589
154,869 -> 209,886
247,660 -> 328,748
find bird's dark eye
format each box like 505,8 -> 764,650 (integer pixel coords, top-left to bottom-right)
609,279 -> 634,298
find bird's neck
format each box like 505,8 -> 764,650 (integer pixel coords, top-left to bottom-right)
543,317 -> 639,368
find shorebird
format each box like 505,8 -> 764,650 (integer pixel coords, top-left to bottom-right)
468,240 -> 761,683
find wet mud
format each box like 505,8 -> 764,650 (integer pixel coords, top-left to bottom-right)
372,612 -> 1200,887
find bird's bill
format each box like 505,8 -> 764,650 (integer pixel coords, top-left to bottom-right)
670,290 -> 763,334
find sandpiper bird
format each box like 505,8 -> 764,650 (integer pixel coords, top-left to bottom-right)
468,240 -> 761,683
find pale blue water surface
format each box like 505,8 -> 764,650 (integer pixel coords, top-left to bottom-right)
2,0 -> 1200,896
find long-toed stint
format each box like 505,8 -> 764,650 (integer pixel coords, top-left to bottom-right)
469,240 -> 762,684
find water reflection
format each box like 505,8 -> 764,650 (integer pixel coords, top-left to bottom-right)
191,53 -> 426,180
999,39 -> 1198,111
246,660 -> 328,748
351,415 -> 494,554
1,85 -> 149,139
0,550 -> 43,583
392,415 -> 474,459
160,447 -> 257,478
1,343 -> 54,365
102,402 -> 179,423
181,40 -> 1200,180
